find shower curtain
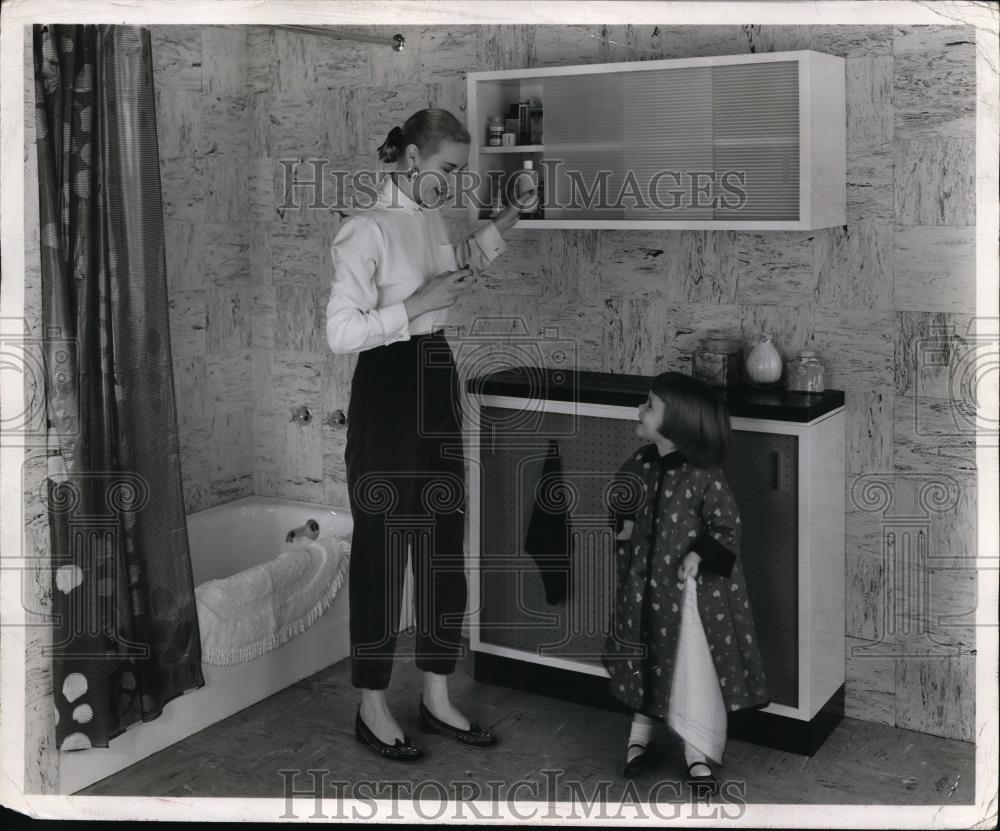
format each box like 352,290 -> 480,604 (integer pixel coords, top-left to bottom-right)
33,24 -> 205,751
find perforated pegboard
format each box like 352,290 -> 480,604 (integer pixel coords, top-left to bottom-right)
479,407 -> 638,668
477,406 -> 800,708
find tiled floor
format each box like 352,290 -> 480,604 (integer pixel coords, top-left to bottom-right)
79,639 -> 975,807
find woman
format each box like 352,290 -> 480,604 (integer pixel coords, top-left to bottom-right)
327,109 -> 530,763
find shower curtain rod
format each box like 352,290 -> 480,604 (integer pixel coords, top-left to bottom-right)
271,25 -> 405,51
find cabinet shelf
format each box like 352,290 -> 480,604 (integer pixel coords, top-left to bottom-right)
480,145 -> 545,154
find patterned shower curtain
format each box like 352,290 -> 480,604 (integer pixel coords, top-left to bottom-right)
33,24 -> 205,751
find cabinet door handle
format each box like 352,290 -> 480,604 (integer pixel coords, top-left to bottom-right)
771,450 -> 785,491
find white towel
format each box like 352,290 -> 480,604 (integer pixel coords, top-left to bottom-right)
667,575 -> 727,765
195,535 -> 350,666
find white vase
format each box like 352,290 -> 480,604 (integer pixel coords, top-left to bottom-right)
746,336 -> 783,384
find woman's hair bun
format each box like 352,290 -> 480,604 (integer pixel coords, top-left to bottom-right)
377,126 -> 405,163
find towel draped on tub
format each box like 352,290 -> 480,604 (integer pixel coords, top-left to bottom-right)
195,535 -> 351,666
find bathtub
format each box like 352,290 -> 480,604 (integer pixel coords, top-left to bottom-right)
60,496 -> 354,794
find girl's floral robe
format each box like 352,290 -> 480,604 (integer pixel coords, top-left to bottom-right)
602,445 -> 770,718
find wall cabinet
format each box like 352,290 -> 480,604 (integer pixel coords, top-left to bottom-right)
467,369 -> 846,754
467,51 -> 845,230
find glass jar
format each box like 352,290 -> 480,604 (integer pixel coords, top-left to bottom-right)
786,350 -> 826,392
487,117 -> 503,146
692,331 -> 742,388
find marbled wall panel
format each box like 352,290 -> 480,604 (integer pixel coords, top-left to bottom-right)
846,55 -> 894,152
172,355 -> 207,426
738,25 -> 894,57
201,93 -> 250,158
893,397 -> 977,475
894,312 -> 975,399
894,139 -> 975,225
205,351 -> 252,407
210,408 -> 253,484
894,654 -> 975,742
474,25 -> 537,72
540,230 -> 601,300
203,222 -> 251,286
598,230 -> 671,296
204,157 -> 249,222
168,291 -> 208,359
270,221 -> 324,287
606,297 -> 741,376
151,25 -> 203,90
160,157 -> 206,221
476,231 -> 546,294
845,639 -> 896,727
894,226 -> 976,313
156,89 -> 202,160
815,224 -> 893,311
846,391 -> 894,476
163,221 -> 204,293
893,26 -> 976,139
813,308 -> 894,391
207,288 -> 251,354
736,232 -> 817,306
847,146 -> 895,225
201,26 -> 246,93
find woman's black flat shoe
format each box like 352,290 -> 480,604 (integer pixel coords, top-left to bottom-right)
418,700 -> 498,748
623,743 -> 650,778
686,761 -> 719,796
355,709 -> 424,763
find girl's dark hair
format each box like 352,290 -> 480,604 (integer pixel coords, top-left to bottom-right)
376,108 -> 471,163
649,372 -> 732,467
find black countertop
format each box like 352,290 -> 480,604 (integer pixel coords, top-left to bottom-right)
467,367 -> 844,423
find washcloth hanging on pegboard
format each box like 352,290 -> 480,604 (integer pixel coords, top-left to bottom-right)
524,439 -> 572,605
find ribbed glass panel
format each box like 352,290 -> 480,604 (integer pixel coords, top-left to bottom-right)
543,68 -> 714,220
712,61 -> 799,220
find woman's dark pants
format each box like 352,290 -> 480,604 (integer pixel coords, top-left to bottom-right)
345,332 -> 468,690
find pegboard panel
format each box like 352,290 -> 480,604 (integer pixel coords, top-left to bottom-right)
478,407 -> 639,668
720,431 -> 799,707
477,405 -> 800,709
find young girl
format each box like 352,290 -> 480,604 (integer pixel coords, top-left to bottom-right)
603,372 -> 769,792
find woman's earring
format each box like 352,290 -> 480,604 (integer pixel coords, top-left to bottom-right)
408,165 -> 419,179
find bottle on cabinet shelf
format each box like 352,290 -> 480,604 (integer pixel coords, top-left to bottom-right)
515,160 -> 540,217
487,116 -> 503,147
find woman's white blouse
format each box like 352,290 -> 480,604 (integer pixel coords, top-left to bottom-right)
326,177 -> 507,354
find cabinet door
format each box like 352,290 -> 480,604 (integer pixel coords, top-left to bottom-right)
721,431 -> 800,707
712,61 -> 800,221
478,407 -> 639,668
543,67 -> 714,221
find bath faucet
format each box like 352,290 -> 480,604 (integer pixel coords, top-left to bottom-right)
286,519 -> 320,543
290,405 -> 311,424
324,409 -> 348,428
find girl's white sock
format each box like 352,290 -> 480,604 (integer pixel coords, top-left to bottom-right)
684,742 -> 713,774
627,713 -> 655,759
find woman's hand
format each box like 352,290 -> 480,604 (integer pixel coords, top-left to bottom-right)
404,268 -> 473,319
678,551 -> 701,580
616,519 -> 635,542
